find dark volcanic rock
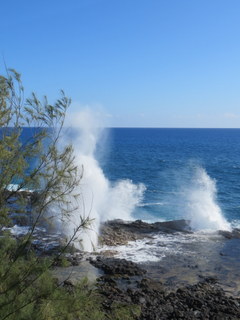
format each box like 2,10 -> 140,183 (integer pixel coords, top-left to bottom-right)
152,219 -> 191,233
219,228 -> 240,239
99,219 -> 192,246
89,257 -> 146,276
98,273 -> 240,320
109,218 -> 191,234
99,220 -> 145,246
91,255 -> 240,319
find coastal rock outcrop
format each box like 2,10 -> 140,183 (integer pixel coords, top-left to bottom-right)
218,228 -> 240,239
90,257 -> 146,276
99,219 -> 191,246
95,221 -> 240,319
95,263 -> 240,320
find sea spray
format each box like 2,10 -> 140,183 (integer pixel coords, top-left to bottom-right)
60,109 -> 145,251
183,166 -> 231,231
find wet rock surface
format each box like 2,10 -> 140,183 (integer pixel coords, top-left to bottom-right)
6,216 -> 240,319
219,228 -> 240,239
99,220 -> 147,246
95,219 -> 240,319
51,252 -> 240,319
94,258 -> 240,320
99,219 -> 191,246
90,257 -> 146,276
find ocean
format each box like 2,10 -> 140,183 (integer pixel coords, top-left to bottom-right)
97,128 -> 240,293
5,126 -> 240,293
100,128 -> 240,227
11,127 -> 240,229
9,127 -> 240,236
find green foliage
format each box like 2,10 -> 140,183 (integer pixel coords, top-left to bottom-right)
0,69 -> 94,319
0,237 -> 105,320
0,69 -> 139,320
0,69 -> 83,229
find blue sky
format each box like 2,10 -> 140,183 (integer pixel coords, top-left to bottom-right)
1,0 -> 240,127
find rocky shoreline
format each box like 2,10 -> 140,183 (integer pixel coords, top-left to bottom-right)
99,218 -> 192,247
6,215 -> 240,318
55,219 -> 240,319
90,256 -> 240,320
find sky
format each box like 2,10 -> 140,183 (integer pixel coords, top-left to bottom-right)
1,0 -> 240,127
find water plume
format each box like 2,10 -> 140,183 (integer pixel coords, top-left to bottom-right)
183,166 -> 231,231
61,108 -> 145,251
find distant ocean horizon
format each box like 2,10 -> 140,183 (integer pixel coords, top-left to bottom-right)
8,126 -> 240,230
96,127 -> 240,279
5,126 -> 240,284
99,127 -> 240,228
107,127 -> 240,129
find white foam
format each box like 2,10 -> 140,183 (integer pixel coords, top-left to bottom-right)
6,184 -> 33,192
6,184 -> 20,192
3,225 -> 47,237
56,109 -> 145,251
231,219 -> 240,229
100,231 -> 222,263
139,202 -> 166,208
183,166 -> 231,231
8,225 -> 30,236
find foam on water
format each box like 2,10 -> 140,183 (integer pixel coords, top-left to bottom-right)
59,118 -> 231,250
6,184 -> 33,192
105,165 -> 232,263
231,219 -> 240,229
9,226 -> 61,252
100,231 -> 223,263
182,166 -> 231,231
59,109 -> 145,251
139,202 -> 166,207
5,225 -> 30,236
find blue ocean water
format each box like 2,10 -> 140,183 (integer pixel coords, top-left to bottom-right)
6,127 -> 240,231
5,127 -> 240,287
99,128 -> 240,226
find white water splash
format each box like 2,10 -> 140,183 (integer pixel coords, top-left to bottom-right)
184,166 -> 231,231
60,109 -> 145,251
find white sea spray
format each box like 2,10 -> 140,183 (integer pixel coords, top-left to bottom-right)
59,108 -> 145,251
182,166 -> 231,231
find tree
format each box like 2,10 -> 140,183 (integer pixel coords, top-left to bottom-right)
0,69 -> 103,320
0,69 -> 140,320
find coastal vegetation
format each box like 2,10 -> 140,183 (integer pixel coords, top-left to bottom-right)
0,69 -> 138,320
1,69 -> 239,320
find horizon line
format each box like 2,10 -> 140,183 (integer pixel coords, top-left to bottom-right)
105,126 -> 240,129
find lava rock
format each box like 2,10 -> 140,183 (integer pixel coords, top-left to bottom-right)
89,257 -> 146,276
97,269 -> 240,320
219,229 -> 240,239
99,219 -> 192,247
